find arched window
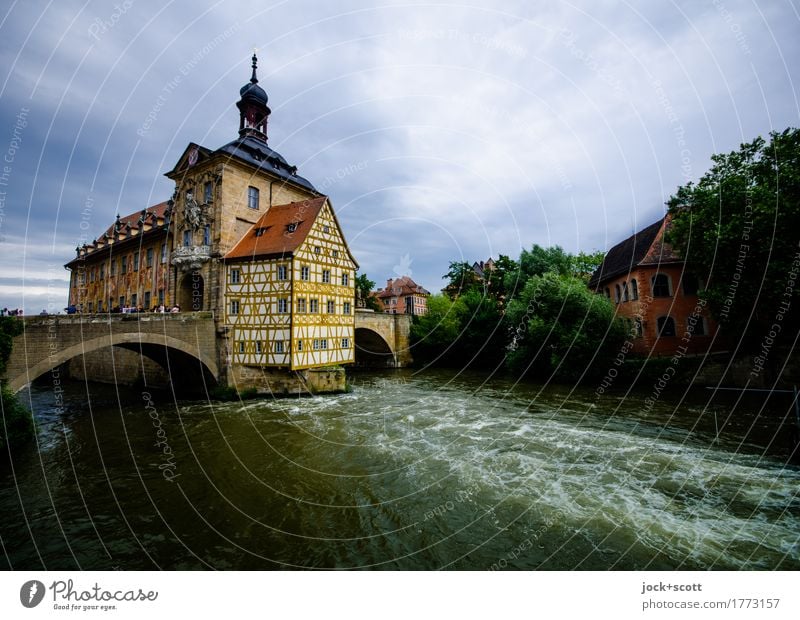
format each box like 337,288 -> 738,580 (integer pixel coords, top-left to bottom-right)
652,273 -> 671,297
604,287 -> 611,299
634,318 -> 643,338
657,316 -> 676,337
682,273 -> 699,296
622,281 -> 629,302
630,279 -> 639,300
614,284 -> 621,303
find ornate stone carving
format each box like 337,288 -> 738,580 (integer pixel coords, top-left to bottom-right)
171,245 -> 211,272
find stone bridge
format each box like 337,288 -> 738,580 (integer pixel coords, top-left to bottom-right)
3,310 -> 411,393
3,313 -> 220,394
354,308 -> 412,368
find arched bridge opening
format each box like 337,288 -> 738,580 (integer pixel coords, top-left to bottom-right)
354,328 -> 396,367
6,325 -> 219,396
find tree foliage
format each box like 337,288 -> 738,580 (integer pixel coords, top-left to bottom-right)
355,273 -> 381,311
505,273 -> 626,381
0,316 -> 34,455
667,128 -> 800,348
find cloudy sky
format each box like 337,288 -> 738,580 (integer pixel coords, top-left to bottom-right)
0,0 -> 798,312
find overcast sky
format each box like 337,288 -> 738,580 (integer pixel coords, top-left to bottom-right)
0,0 -> 798,313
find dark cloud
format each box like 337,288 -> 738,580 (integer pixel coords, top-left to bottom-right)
1,0 -> 798,311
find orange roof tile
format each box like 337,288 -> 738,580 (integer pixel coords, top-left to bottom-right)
224,196 -> 327,261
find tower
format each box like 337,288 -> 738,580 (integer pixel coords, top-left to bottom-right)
236,52 -> 270,140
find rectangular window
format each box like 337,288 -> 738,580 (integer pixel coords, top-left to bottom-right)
119,296 -> 125,309
321,339 -> 328,350
342,338 -> 349,348
256,341 -> 262,354
343,302 -> 351,315
300,266 -> 309,281
323,225 -> 330,233
230,300 -> 240,315
341,272 -> 349,286
238,341 -> 245,353
277,265 -> 287,280
131,293 -> 138,308
248,186 -> 259,209
158,289 -> 164,305
313,339 -> 320,350
296,340 -> 303,352
203,225 -> 211,246
144,291 -> 151,309
327,300 -> 335,314
133,252 -> 139,272
314,246 -> 321,255
230,268 -> 240,284
278,298 -> 289,313
275,340 -> 284,354
204,181 -> 213,203
96,300 -> 103,312
322,270 -> 330,283
332,250 -> 339,259
297,297 -> 307,313
121,257 -> 127,274
161,243 -> 168,263
146,247 -> 153,267
90,269 -> 95,283
183,230 -> 191,247
110,260 -> 116,276
310,299 -> 319,313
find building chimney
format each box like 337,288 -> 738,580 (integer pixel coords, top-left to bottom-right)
386,278 -> 393,289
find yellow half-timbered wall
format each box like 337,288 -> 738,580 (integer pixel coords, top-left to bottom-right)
291,201 -> 356,370
226,259 -> 292,367
224,200 -> 356,372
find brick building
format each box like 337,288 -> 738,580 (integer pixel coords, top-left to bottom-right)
588,214 -> 721,356
375,276 -> 430,315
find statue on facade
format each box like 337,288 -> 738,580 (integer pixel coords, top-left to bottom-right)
184,191 -> 201,231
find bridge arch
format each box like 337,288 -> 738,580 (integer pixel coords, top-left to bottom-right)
354,327 -> 396,367
7,332 -> 218,394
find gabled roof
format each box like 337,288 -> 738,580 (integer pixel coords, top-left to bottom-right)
224,197 -> 327,261
377,276 -> 431,299
102,201 -> 170,238
588,215 -> 682,288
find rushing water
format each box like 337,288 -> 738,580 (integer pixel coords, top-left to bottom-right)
1,370 -> 799,570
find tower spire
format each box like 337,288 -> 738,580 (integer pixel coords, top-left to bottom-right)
237,51 -> 270,141
250,50 -> 258,84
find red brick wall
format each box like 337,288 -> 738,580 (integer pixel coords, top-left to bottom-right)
599,265 -> 721,356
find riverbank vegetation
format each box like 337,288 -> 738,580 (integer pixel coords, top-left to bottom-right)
0,316 -> 35,455
411,247 -> 628,381
667,127 -> 800,358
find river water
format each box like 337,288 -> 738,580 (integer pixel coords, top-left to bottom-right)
1,370 -> 798,570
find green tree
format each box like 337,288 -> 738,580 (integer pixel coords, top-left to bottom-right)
355,273 -> 381,311
570,250 -> 606,282
486,254 -> 519,304
0,316 -> 34,455
505,273 -> 626,381
667,128 -> 800,349
410,294 -> 462,364
451,289 -> 507,368
443,261 -> 482,299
